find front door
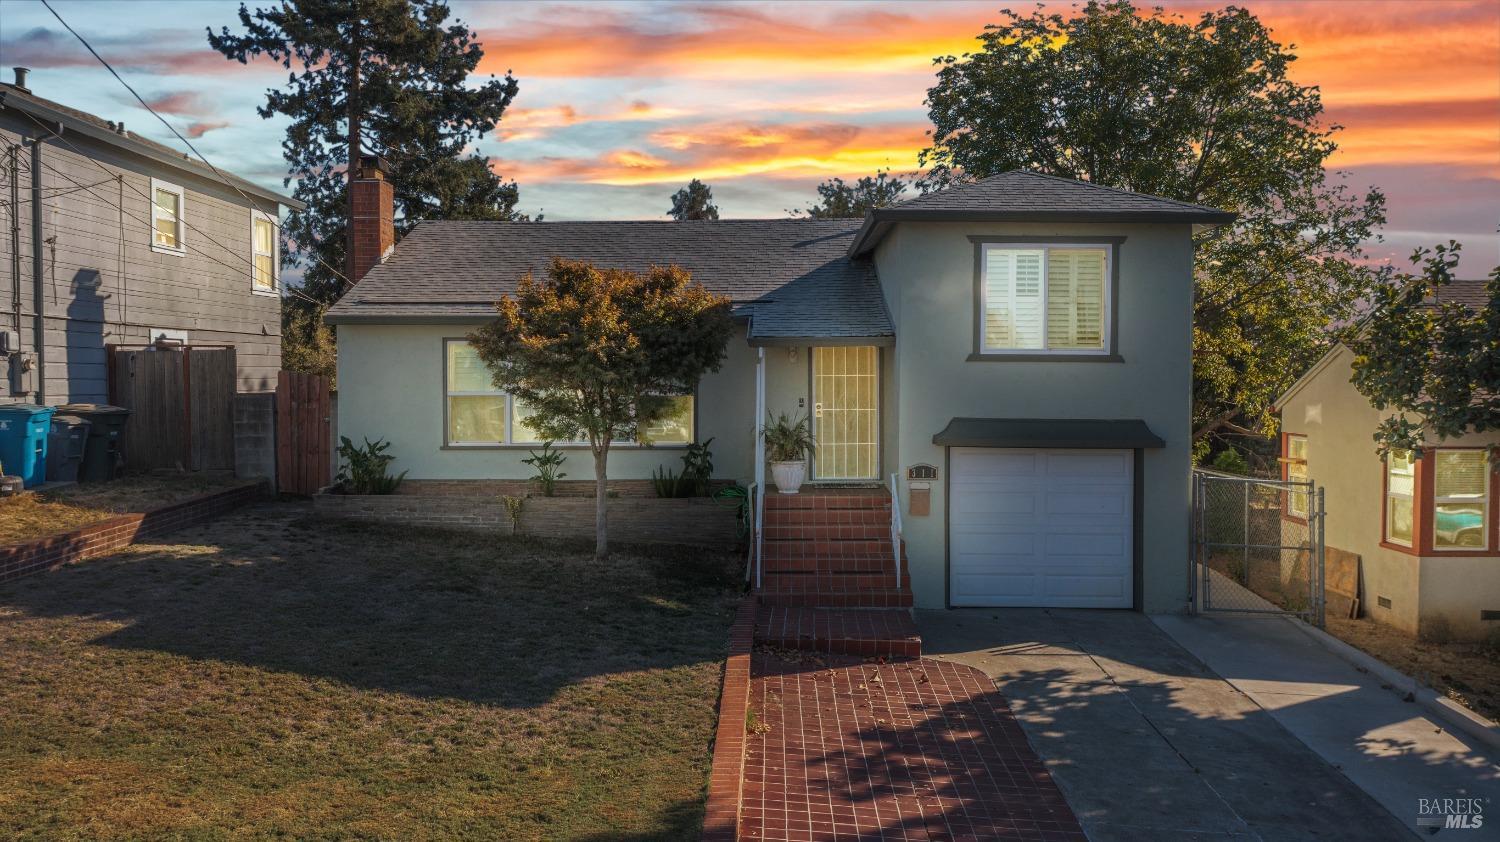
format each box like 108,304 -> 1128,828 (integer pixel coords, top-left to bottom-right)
811,346 -> 879,480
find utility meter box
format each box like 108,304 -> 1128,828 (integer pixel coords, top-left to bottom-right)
6,352 -> 31,396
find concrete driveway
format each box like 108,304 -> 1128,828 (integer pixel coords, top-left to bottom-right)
918,609 -> 1415,841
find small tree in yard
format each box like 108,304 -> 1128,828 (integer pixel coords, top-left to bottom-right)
1346,242 -> 1500,457
468,258 -> 734,559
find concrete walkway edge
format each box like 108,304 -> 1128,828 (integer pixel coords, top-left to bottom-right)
1279,615 -> 1500,754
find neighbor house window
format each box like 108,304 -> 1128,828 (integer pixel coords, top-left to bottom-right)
1284,434 -> 1309,518
444,340 -> 693,446
150,178 -> 185,254
445,340 -> 506,444
251,210 -> 278,293
1433,449 -> 1489,550
1385,449 -> 1415,546
980,245 -> 1108,353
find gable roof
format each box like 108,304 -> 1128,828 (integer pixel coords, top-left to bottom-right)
323,219 -> 894,344
0,82 -> 303,212
848,170 -> 1235,256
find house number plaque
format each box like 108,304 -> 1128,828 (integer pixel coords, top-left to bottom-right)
906,464 -> 937,516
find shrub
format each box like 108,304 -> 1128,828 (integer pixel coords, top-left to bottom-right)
336,436 -> 407,494
522,442 -> 567,496
1211,447 -> 1250,475
680,437 -> 715,497
652,466 -> 689,498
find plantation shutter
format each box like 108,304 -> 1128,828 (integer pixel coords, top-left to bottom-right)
984,248 -> 1044,350
1046,249 -> 1106,350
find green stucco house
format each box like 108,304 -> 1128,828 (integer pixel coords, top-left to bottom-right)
326,167 -> 1233,613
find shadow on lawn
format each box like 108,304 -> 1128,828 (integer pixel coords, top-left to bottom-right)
0,503 -> 743,710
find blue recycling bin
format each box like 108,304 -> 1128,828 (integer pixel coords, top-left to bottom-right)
0,403 -> 55,488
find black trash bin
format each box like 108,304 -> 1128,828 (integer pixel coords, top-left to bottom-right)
53,404 -> 131,482
46,414 -> 91,484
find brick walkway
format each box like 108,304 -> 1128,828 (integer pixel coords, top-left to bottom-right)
741,653 -> 1086,842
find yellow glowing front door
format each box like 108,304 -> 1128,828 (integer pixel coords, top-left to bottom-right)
812,346 -> 879,480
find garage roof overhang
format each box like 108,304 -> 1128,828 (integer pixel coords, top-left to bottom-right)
932,418 -> 1165,449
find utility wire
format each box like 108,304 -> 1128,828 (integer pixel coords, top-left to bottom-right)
40,0 -> 356,291
3,133 -> 323,309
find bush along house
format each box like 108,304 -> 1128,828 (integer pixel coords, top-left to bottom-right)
327,161 -> 1234,616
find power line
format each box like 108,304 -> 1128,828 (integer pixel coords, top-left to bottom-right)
2,134 -> 324,309
40,0 -> 355,291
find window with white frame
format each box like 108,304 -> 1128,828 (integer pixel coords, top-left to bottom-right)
1385,449 -> 1415,546
444,340 -> 694,446
1433,449 -> 1489,550
150,178 -> 185,254
980,244 -> 1108,353
251,210 -> 278,293
1285,435 -> 1309,518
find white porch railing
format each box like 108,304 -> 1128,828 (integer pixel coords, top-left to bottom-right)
888,472 -> 902,587
753,348 -> 766,590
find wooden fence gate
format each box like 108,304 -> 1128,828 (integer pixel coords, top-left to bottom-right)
110,346 -> 236,472
276,371 -> 333,495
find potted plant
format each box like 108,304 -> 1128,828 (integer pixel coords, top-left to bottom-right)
763,412 -> 815,494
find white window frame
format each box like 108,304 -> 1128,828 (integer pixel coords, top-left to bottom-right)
979,243 -> 1111,356
442,339 -> 693,448
1432,448 -> 1490,552
1285,434 -> 1309,519
250,209 -> 279,296
1385,449 -> 1415,547
149,178 -> 186,256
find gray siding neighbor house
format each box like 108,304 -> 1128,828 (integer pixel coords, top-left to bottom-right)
328,167 -> 1233,613
0,71 -> 303,407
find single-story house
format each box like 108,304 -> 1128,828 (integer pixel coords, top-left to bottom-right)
1276,280 -> 1499,640
327,161 -> 1233,611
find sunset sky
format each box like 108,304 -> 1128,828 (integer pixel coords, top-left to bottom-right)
2,0 -> 1496,276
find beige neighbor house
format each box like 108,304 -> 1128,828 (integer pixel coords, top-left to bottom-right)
327,166 -> 1233,612
1275,279 -> 1500,641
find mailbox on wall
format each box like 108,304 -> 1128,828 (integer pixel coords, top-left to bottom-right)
906,464 -> 937,516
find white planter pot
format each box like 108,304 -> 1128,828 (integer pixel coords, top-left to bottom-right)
771,461 -> 807,494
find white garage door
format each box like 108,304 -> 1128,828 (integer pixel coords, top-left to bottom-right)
950,447 -> 1133,607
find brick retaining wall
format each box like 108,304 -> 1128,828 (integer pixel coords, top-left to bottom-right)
701,597 -> 757,841
314,490 -> 743,547
0,481 -> 268,582
398,478 -> 735,499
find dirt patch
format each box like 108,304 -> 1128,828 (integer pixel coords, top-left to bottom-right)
1326,616 -> 1500,721
0,474 -> 248,545
0,503 -> 741,839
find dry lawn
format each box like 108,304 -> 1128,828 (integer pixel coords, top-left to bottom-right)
1326,616 -> 1500,721
0,504 -> 741,840
0,473 -> 249,545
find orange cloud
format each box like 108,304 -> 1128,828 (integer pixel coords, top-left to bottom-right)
496,120 -> 927,186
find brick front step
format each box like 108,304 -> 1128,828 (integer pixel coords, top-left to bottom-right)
763,538 -> 893,559
763,523 -> 891,541
760,570 -> 910,589
757,589 -> 913,608
755,605 -> 921,658
764,493 -> 891,512
762,555 -> 895,574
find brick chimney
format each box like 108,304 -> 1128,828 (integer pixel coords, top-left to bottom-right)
349,154 -> 394,284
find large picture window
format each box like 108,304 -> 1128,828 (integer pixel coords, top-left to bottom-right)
1384,449 -> 1415,546
980,245 -> 1108,353
444,340 -> 694,447
1433,449 -> 1489,550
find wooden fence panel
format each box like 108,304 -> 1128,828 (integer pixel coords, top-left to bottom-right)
110,347 -> 234,473
276,371 -> 333,495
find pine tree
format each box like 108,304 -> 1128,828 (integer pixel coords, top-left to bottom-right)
668,179 -> 719,220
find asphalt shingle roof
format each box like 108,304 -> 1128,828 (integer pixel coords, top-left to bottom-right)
1433,278 -> 1494,311
892,170 -> 1234,217
325,219 -> 895,342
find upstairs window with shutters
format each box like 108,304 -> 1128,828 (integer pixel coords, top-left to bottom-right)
980,245 -> 1109,354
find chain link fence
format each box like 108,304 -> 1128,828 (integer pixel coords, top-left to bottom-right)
1191,469 -> 1325,626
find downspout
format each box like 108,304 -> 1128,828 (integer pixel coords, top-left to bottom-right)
29,134 -> 45,405
8,144 -> 20,341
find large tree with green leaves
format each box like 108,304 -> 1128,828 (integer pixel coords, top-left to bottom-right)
920,0 -> 1386,455
468,259 -> 734,559
209,0 -> 524,375
668,179 -> 720,220
1345,242 -> 1500,457
792,170 -> 909,219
